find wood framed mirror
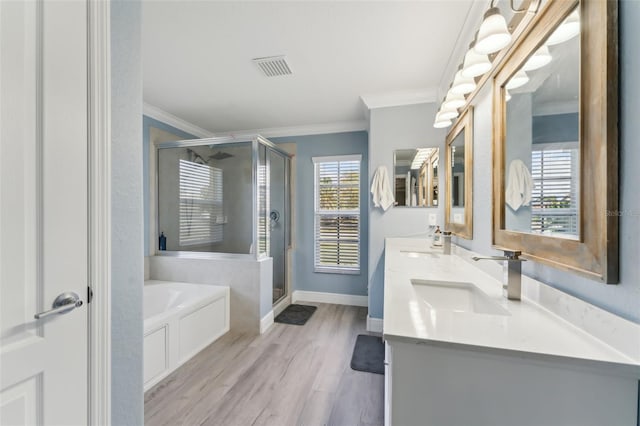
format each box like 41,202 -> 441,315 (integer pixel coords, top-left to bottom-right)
445,107 -> 473,239
393,148 -> 440,207
492,0 -> 618,283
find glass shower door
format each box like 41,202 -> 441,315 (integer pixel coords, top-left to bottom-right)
269,149 -> 289,305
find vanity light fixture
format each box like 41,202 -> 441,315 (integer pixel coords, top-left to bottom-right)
450,70 -> 477,95
522,45 -> 552,71
434,112 -> 452,128
438,105 -> 459,121
442,91 -> 467,110
475,7 -> 512,55
462,39 -> 492,78
546,10 -> 580,46
505,69 -> 529,90
434,0 -> 541,130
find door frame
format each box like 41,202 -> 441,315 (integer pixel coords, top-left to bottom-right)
88,1 -> 111,424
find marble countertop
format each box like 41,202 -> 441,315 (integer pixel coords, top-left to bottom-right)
383,238 -> 640,375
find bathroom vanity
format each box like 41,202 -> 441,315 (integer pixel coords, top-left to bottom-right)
383,238 -> 640,426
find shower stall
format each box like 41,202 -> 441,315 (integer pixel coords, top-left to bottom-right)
155,135 -> 291,306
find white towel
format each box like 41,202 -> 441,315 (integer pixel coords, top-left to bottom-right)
505,159 -> 534,211
371,166 -> 395,211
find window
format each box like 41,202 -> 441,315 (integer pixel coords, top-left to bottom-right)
257,160 -> 269,256
531,144 -> 579,236
179,159 -> 224,246
313,155 -> 361,273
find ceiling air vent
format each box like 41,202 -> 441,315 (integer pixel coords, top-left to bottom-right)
253,55 -> 292,77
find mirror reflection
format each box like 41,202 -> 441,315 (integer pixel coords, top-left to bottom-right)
503,6 -> 580,239
449,132 -> 465,224
393,148 -> 439,207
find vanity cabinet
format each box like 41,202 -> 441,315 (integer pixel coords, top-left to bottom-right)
383,238 -> 639,426
384,338 -> 637,426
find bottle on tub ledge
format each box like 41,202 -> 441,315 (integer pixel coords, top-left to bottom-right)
159,231 -> 167,251
432,225 -> 443,247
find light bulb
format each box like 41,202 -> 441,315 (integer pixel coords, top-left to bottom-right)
451,70 -> 476,95
438,106 -> 459,121
442,92 -> 466,110
546,10 -> 580,46
475,8 -> 512,55
434,112 -> 452,128
462,45 -> 492,78
523,45 -> 552,71
505,69 -> 529,90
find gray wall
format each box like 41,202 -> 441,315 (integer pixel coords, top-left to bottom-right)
532,113 -> 578,144
273,132 -> 369,297
453,0 -> 640,323
368,103 -> 447,318
111,0 -> 143,424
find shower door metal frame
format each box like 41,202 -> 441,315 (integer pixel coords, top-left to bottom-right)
264,146 -> 291,306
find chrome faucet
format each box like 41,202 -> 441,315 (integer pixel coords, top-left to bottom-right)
472,250 -> 526,300
442,231 -> 452,255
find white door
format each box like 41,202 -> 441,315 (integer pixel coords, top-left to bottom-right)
0,1 -> 89,425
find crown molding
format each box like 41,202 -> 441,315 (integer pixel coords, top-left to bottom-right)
143,102 -> 214,138
360,88 -> 438,110
215,120 -> 368,139
143,102 -> 366,139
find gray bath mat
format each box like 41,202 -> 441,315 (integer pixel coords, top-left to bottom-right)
275,304 -> 317,325
350,335 -> 384,375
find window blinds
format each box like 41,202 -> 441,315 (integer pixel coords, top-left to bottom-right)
313,155 -> 361,273
531,147 -> 579,236
179,159 -> 224,246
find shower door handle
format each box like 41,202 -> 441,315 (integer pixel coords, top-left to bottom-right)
34,292 -> 83,319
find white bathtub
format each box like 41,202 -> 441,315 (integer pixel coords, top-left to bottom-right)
143,280 -> 229,391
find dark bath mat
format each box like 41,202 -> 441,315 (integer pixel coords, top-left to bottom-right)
350,334 -> 384,375
275,304 -> 317,325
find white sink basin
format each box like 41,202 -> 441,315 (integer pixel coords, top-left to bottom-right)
401,250 -> 440,259
411,279 -> 510,316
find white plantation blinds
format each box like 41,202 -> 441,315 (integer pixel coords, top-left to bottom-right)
179,159 -> 224,246
313,155 -> 361,273
531,145 -> 579,236
257,163 -> 269,256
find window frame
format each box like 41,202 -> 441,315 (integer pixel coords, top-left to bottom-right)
312,154 -> 362,275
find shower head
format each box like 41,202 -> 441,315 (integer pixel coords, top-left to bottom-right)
186,148 -> 208,164
209,151 -> 233,160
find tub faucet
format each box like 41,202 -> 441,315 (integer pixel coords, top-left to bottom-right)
471,250 -> 526,301
442,231 -> 452,255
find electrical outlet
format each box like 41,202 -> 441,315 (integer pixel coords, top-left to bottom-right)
428,214 -> 437,226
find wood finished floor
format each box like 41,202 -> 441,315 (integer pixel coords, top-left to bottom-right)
144,303 -> 384,426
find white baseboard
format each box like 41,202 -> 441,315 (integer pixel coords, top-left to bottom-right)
291,290 -> 368,307
260,310 -> 274,334
367,315 -> 383,333
273,296 -> 291,317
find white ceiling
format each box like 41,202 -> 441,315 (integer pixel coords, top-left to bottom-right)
142,1 -> 477,135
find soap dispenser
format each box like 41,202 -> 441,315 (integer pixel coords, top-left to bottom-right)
159,232 -> 167,251
433,226 -> 442,247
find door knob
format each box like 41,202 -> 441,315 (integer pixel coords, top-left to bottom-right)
34,292 -> 83,319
